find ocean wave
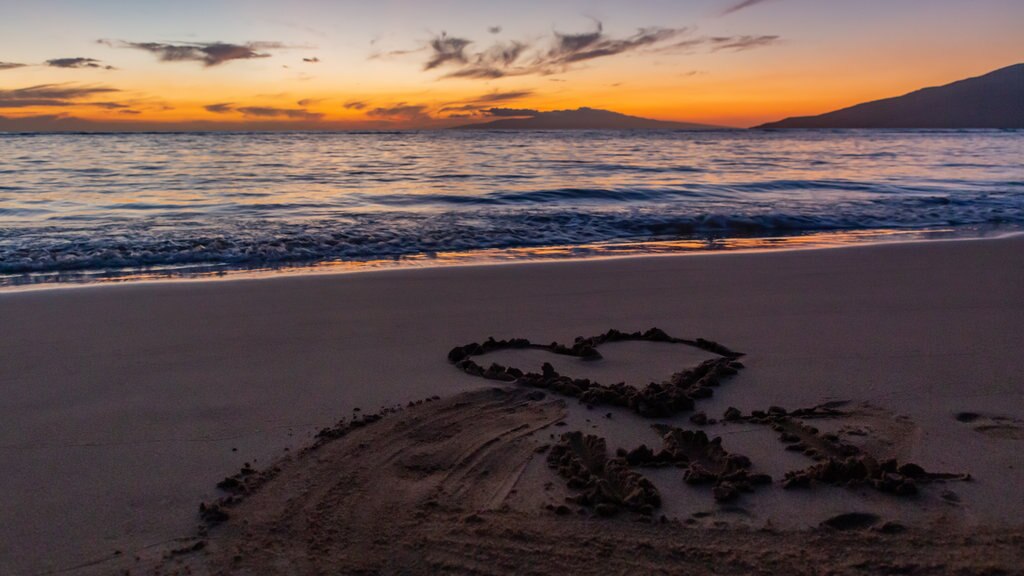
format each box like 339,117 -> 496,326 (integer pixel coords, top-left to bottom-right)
2,130 -> 1022,279
3,197 -> 1023,274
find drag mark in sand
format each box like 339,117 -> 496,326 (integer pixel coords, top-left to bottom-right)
955,411 -> 1024,439
726,405 -> 971,495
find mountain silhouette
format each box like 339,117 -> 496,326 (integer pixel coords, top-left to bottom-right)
757,63 -> 1024,129
453,107 -> 725,130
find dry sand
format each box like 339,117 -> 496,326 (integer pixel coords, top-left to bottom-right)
1,236 -> 1023,574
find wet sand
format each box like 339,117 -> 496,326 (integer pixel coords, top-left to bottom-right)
1,236 -> 1023,574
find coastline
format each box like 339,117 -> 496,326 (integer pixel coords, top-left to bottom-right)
1,225 -> 1018,292
1,235 -> 1023,573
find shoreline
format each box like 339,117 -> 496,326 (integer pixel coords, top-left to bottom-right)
1,226 -> 1019,294
1,234 -> 1022,573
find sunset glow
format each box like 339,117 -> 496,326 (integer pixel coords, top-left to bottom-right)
1,0 -> 1021,130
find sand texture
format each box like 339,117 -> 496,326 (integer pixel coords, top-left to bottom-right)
1,236 -> 1023,574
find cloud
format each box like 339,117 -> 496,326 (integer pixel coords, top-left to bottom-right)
661,34 -> 780,53
366,103 -> 431,121
204,102 -> 235,113
101,39 -> 293,67
344,100 -> 368,110
424,33 -> 472,70
416,23 -> 689,80
488,26 -> 502,34
721,0 -> 773,16
0,84 -> 119,108
0,62 -> 27,70
303,57 -> 320,63
236,106 -> 323,120
707,35 -> 780,51
437,89 -> 534,114
89,101 -> 130,109
202,102 -> 322,119
550,25 -> 683,64
46,57 -> 115,70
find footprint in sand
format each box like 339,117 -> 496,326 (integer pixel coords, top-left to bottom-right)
955,412 -> 1024,440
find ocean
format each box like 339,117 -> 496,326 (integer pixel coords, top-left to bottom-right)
0,129 -> 1021,286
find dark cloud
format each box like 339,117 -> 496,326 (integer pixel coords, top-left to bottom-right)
660,34 -> 780,53
488,26 -> 502,34
0,84 -> 119,108
46,57 -> 115,70
204,103 -> 235,113
344,100 -> 368,110
548,25 -> 682,65
366,104 -> 430,121
417,23 -> 689,80
424,33 -> 472,70
89,101 -> 130,109
119,109 -> 141,115
437,90 -> 534,115
297,98 -> 323,106
721,0 -> 773,16
236,106 -> 323,120
102,39 -> 292,67
0,62 -> 27,70
707,35 -> 780,51
303,57 -> 320,63
202,102 -> 321,119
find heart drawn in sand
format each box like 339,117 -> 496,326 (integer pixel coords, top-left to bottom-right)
447,327 -> 746,419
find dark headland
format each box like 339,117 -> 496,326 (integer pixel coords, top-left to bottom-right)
452,107 -> 726,130
757,63 -> 1024,129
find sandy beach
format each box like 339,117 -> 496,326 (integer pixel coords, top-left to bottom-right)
2,236 -> 1023,574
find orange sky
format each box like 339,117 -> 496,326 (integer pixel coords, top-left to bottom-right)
0,0 -> 1021,129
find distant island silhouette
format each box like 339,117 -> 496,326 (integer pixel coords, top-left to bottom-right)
758,63 -> 1023,129
452,107 -> 725,130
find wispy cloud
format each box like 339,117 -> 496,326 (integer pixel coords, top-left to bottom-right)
424,33 -> 473,70
0,62 -> 27,70
437,89 -> 534,114
302,57 -> 320,63
0,84 -> 120,108
203,102 -> 322,119
100,39 -> 296,67
46,57 -> 115,70
236,106 -> 322,120
661,34 -> 780,53
366,103 -> 431,122
721,0 -> 773,16
343,100 -> 368,110
383,20 -> 779,79
204,102 -> 235,113
708,35 -> 780,51
405,23 -> 693,80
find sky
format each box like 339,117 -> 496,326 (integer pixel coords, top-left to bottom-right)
0,0 -> 1021,130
